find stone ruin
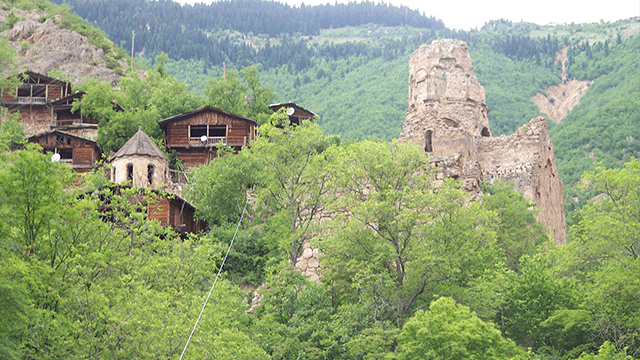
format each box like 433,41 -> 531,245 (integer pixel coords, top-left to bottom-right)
399,39 -> 566,244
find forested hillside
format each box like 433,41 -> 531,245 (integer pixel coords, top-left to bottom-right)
4,1 -> 640,358
18,0 -> 640,213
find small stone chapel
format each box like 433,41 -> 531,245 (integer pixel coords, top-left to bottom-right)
110,127 -> 168,189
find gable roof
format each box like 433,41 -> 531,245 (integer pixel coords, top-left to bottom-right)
157,105 -> 257,128
269,102 -> 317,117
27,129 -> 99,146
49,91 -> 125,113
22,70 -> 68,86
111,127 -> 168,161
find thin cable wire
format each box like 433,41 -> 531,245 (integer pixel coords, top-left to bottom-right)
178,199 -> 249,360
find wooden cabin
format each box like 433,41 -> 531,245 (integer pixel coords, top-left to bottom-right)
0,71 -> 71,105
1,71 -> 72,133
92,185 -> 207,235
269,102 -> 317,125
158,106 -> 257,168
147,193 -> 207,234
27,130 -> 102,173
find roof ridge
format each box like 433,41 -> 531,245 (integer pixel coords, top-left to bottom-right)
111,128 -> 167,161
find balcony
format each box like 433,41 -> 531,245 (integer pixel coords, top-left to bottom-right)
205,136 -> 227,146
15,96 -> 47,104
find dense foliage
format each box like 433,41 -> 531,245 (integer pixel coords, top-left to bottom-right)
550,34 -> 640,216
3,105 -> 640,358
4,1 -> 640,357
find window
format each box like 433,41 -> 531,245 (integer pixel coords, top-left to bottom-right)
209,126 -> 226,137
17,86 -> 31,97
190,126 -> 207,138
481,127 -> 490,137
190,125 -> 227,139
147,164 -> 155,185
424,130 -> 433,153
127,164 -> 133,181
58,148 -> 72,160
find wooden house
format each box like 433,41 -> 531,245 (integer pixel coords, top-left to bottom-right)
147,193 -> 207,234
269,102 -> 317,125
158,106 -> 257,168
48,91 -> 107,140
92,186 -> 207,235
27,130 -> 102,172
1,71 -> 71,132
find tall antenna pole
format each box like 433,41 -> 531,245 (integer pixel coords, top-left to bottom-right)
131,30 -> 135,73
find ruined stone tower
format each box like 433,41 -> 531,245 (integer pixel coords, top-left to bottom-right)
399,40 -> 566,244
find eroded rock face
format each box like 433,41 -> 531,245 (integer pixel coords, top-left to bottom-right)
0,9 -> 129,86
399,39 -> 566,244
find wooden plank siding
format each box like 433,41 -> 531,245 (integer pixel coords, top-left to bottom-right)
147,196 -> 206,234
148,197 -> 171,226
28,131 -> 101,171
160,106 -> 256,168
46,84 -> 63,102
73,146 -> 96,167
176,148 -> 214,168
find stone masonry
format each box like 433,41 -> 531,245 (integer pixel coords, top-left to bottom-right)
399,40 -> 566,244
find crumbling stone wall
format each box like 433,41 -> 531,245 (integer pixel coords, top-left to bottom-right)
399,39 -> 566,244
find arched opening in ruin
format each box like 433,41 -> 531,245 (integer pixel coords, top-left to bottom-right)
127,164 -> 133,182
481,127 -> 490,137
424,130 -> 433,153
147,164 -> 155,185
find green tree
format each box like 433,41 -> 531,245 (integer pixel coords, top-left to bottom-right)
155,52 -> 169,77
205,65 -> 276,124
0,145 -> 74,255
185,145 -> 257,225
564,159 -> 640,357
397,297 -> 519,360
249,120 -> 337,267
501,254 -> 578,351
75,71 -> 200,152
577,342 -> 633,360
0,36 -> 20,91
321,140 -> 497,330
482,180 -> 548,272
0,115 -> 24,152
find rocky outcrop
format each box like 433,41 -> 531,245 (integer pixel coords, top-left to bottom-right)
399,39 -> 566,244
294,243 -> 322,283
0,8 -> 128,85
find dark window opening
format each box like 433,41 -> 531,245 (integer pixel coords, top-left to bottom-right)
209,126 -> 226,137
127,164 -> 133,181
32,85 -> 46,97
190,126 -> 207,138
17,87 -> 30,97
481,127 -> 490,137
147,164 -> 155,185
424,130 -> 433,153
58,148 -> 72,160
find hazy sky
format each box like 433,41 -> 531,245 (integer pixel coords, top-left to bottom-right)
175,0 -> 639,31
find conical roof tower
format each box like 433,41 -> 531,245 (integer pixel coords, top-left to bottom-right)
110,127 -> 168,188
